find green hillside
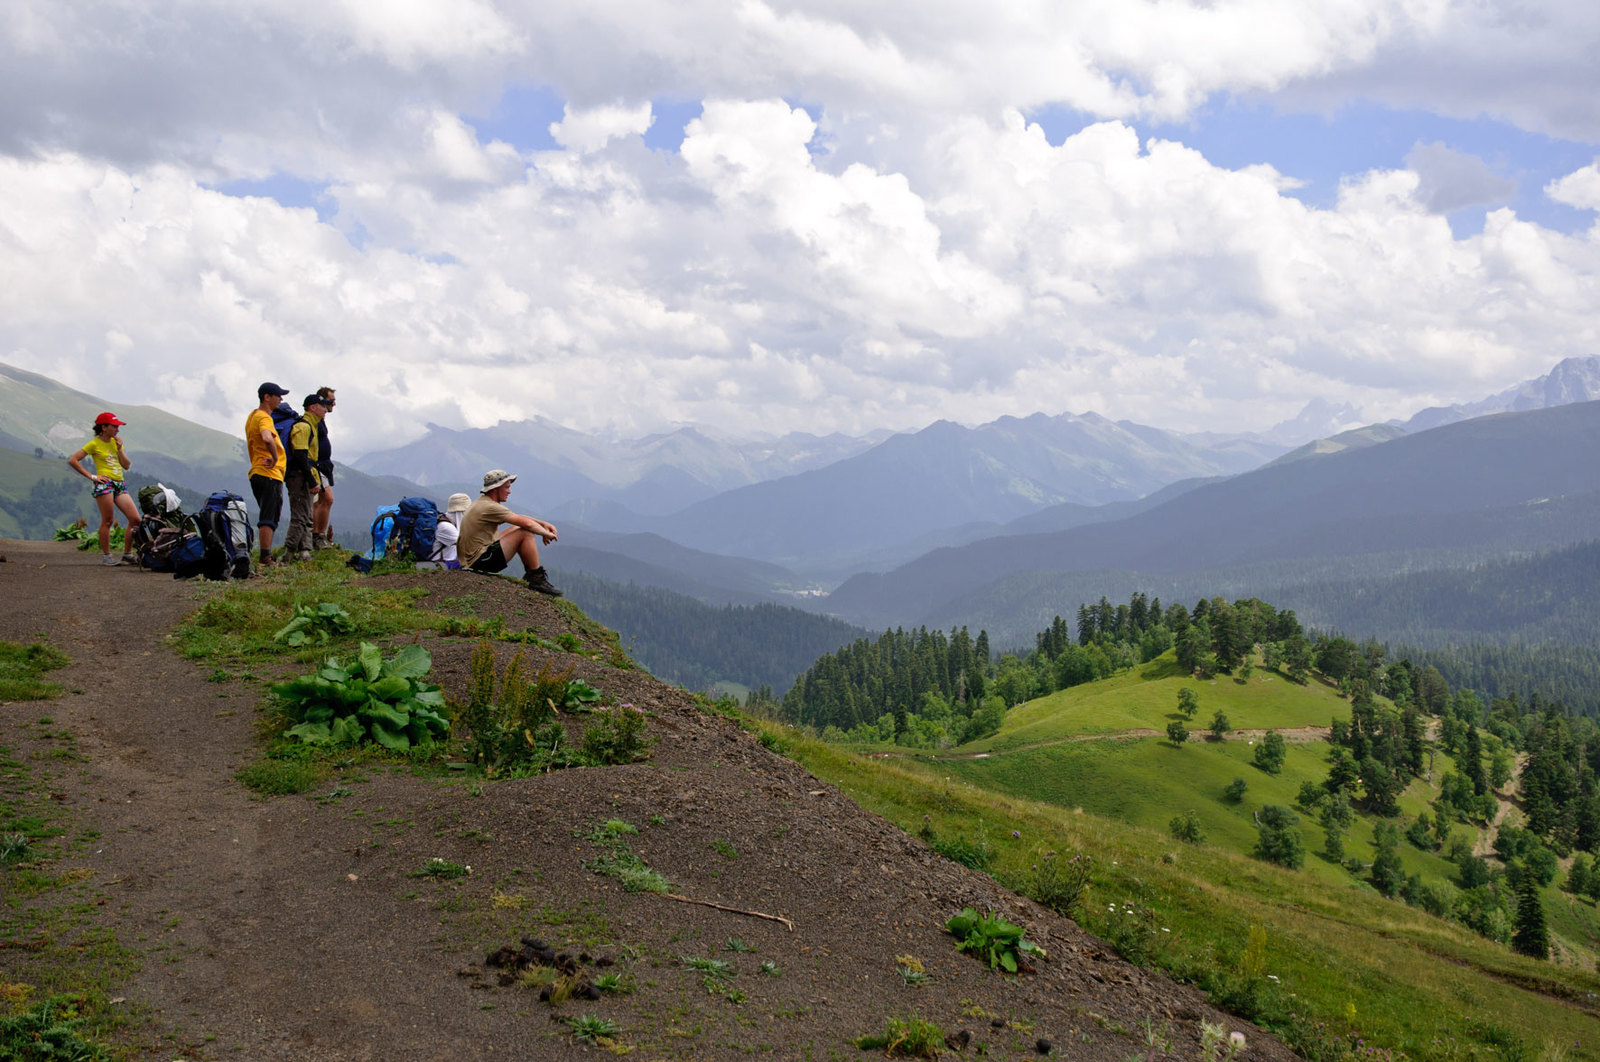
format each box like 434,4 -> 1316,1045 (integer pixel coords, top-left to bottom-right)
0,360 -> 244,469
976,657 -> 1337,748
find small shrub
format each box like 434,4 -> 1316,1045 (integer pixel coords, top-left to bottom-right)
582,704 -> 654,765
565,1014 -> 621,1046
1223,777 -> 1248,803
0,995 -> 109,1061
1,832 -> 35,864
273,602 -> 357,646
1029,849 -> 1093,917
1169,810 -> 1206,844
945,907 -> 1046,973
896,954 -> 930,986
852,1015 -> 946,1058
411,858 -> 469,879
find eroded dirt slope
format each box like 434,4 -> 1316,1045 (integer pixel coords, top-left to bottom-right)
0,538 -> 1295,1061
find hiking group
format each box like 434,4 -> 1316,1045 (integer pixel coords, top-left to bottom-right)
69,380 -> 563,597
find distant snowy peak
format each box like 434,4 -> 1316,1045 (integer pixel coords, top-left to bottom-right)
1404,355 -> 1600,432
1261,397 -> 1367,447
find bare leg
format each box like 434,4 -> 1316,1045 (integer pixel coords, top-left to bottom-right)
113,493 -> 142,557
495,526 -> 541,570
94,492 -> 115,554
313,484 -> 333,537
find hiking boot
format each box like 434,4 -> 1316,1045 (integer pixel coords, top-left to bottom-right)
312,533 -> 331,551
296,550 -> 313,562
101,554 -> 121,566
523,566 -> 563,597
120,553 -> 138,567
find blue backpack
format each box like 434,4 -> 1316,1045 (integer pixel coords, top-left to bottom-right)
200,491 -> 252,580
366,505 -> 400,560
391,497 -> 441,560
271,403 -> 301,455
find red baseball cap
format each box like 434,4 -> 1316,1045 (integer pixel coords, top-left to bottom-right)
94,412 -> 126,427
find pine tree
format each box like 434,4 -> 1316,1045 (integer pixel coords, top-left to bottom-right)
1511,873 -> 1550,959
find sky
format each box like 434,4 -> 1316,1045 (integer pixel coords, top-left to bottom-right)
2,1 -> 1599,457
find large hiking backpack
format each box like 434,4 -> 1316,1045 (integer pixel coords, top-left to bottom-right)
200,491 -> 252,580
367,505 -> 400,560
170,532 -> 206,579
137,483 -> 181,520
135,512 -> 197,572
390,497 -> 441,561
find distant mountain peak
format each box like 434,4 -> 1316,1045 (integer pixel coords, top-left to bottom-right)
1262,397 -> 1365,447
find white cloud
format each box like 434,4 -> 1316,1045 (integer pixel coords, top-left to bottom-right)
2,1 -> 1599,453
549,103 -> 656,154
1547,162 -> 1600,211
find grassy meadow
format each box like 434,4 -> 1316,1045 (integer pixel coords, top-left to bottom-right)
782,648 -> 1600,1061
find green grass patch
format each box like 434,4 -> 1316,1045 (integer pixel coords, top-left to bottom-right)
784,732 -> 1600,1062
234,753 -> 324,796
972,656 -> 1340,751
0,642 -> 69,701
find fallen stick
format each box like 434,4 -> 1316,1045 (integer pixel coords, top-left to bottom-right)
663,893 -> 794,931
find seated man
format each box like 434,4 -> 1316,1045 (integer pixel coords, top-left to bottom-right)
457,469 -> 563,596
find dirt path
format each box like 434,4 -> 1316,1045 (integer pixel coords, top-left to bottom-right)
0,538 -> 1299,1061
914,725 -> 1334,761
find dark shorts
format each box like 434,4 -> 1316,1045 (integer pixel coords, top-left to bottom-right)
468,540 -> 508,574
250,474 -> 284,530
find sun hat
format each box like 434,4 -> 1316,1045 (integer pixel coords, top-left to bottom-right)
94,412 -> 126,427
481,469 -> 517,493
446,492 -> 471,513
257,382 -> 289,398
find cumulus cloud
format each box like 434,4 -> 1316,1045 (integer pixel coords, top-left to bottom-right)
2,1 -> 1599,452
1405,141 -> 1517,213
1547,162 -> 1600,211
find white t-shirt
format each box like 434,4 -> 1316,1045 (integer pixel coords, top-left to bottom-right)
433,517 -> 460,564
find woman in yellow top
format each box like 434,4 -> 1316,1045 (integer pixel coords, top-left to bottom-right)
67,411 -> 144,566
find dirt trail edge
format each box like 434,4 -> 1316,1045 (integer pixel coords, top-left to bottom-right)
0,538 -> 1298,1062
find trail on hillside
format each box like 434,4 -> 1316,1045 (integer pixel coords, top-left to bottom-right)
0,538 -> 1298,1061
898,725 -> 1336,761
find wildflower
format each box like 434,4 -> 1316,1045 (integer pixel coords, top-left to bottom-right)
1011,830 -> 1021,839
1230,1032 -> 1247,1050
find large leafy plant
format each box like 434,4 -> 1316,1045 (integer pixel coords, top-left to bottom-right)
275,642 -> 449,751
274,602 -> 357,646
945,907 -> 1046,974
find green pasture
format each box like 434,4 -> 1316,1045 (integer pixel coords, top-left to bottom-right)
933,734 -> 1465,887
976,654 -> 1347,752
776,728 -> 1600,1062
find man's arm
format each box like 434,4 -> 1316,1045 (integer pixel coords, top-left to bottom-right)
506,512 -> 558,543
258,427 -> 281,470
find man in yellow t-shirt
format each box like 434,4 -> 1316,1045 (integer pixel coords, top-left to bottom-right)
245,382 -> 289,565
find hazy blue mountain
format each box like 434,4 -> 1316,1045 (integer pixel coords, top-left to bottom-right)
1272,355 -> 1600,466
0,360 -> 429,546
821,401 -> 1600,631
352,417 -> 887,514
651,411 -> 1286,571
552,526 -> 809,606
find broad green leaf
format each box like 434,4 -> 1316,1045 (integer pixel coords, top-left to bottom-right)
358,642 -> 383,682
384,645 -> 432,680
362,701 -> 411,728
368,675 -> 411,702
367,719 -> 409,751
304,705 -> 335,723
999,951 -> 1017,973
412,689 -> 446,708
330,716 -> 365,744
285,721 -> 332,744
318,666 -> 350,683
